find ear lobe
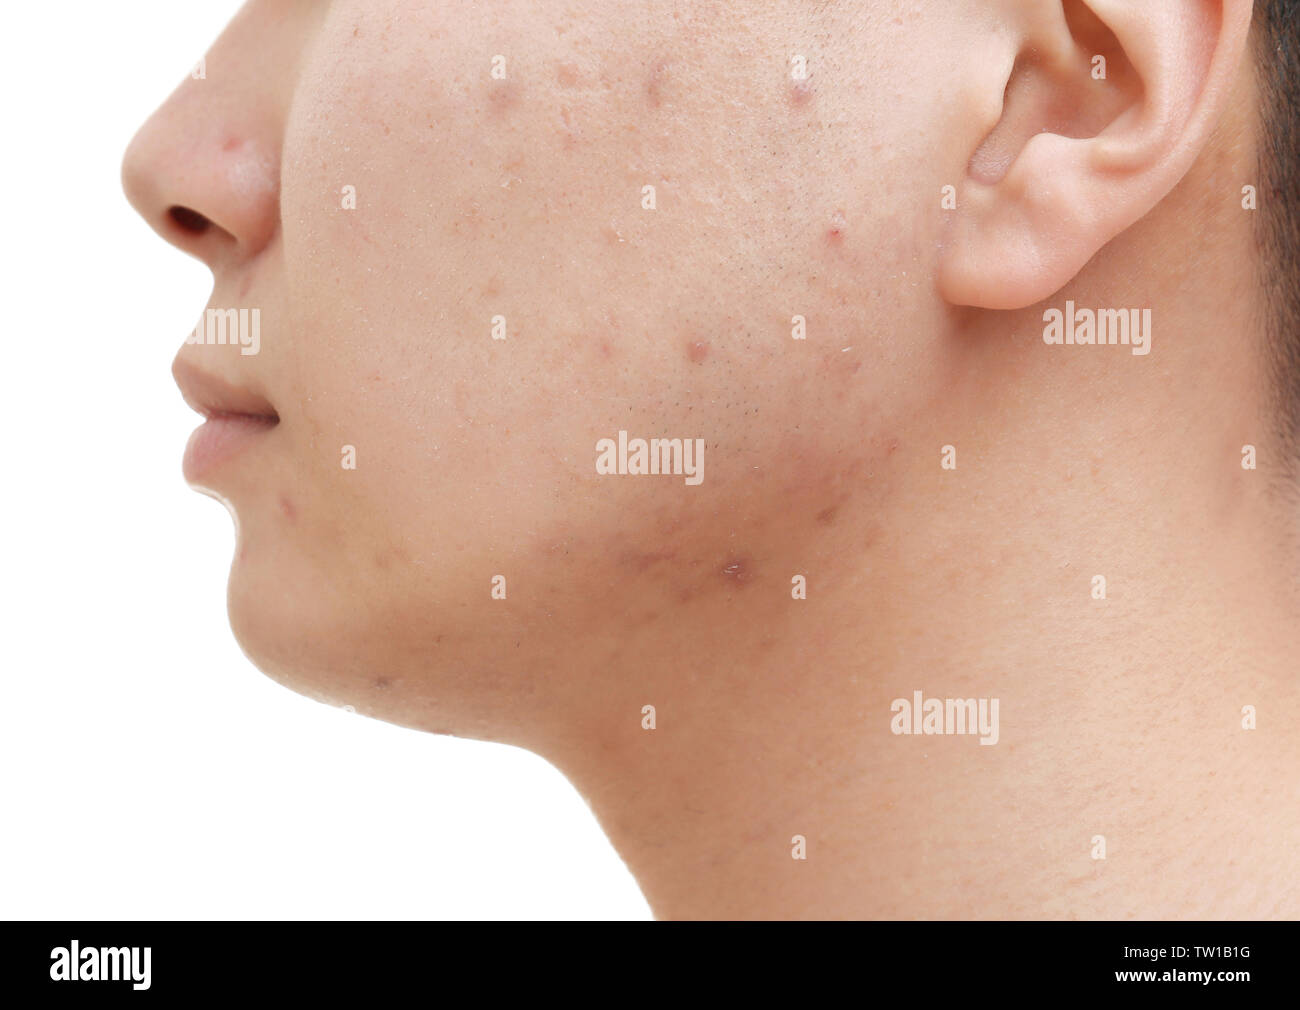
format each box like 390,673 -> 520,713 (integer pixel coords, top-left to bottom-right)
938,0 -> 1254,312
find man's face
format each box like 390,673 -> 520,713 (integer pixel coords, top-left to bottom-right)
125,0 -> 964,740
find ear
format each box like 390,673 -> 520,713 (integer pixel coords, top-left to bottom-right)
938,0 -> 1254,310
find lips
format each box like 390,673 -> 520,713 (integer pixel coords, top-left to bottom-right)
172,356 -> 278,483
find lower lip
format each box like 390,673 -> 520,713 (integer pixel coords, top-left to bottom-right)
183,414 -> 277,482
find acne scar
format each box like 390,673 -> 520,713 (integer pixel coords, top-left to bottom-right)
489,80 -> 522,112
647,60 -> 670,108
621,549 -> 678,574
790,79 -> 815,107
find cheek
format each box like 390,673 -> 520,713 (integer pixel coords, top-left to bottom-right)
256,0 -> 952,698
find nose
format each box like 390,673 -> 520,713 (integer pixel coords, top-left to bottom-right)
120,1 -> 317,271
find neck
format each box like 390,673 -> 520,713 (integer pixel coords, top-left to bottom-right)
543,307 -> 1300,918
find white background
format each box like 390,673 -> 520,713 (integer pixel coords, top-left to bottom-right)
0,2 -> 650,920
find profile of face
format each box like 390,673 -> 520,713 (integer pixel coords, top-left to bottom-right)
125,0 -> 1294,917
123,0 -> 977,747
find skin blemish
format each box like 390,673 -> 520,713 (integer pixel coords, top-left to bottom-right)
560,107 -> 580,150
687,340 -> 709,364
621,549 -> 678,575
646,60 -> 671,109
556,62 -> 581,87
279,495 -> 296,522
488,80 -> 522,113
790,79 -> 815,107
721,559 -> 750,584
826,210 -> 847,245
816,506 -> 839,526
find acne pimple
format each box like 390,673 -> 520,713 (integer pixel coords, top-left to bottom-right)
826,211 -> 847,244
279,495 -> 296,522
687,340 -> 709,364
790,79 -> 815,107
721,559 -> 750,583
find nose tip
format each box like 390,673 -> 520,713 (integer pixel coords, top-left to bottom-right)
121,84 -> 281,267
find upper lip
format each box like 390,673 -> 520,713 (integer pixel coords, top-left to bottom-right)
172,355 -> 279,423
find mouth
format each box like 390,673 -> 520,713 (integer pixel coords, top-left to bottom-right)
172,356 -> 279,483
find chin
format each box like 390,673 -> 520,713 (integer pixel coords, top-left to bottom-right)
222,548 -> 357,707
221,545 -> 513,741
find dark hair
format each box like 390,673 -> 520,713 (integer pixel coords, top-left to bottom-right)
1254,1 -> 1300,466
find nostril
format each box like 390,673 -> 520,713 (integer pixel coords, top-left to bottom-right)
168,205 -> 211,235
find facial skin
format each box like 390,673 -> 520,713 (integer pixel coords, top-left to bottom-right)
125,0 -> 1300,918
